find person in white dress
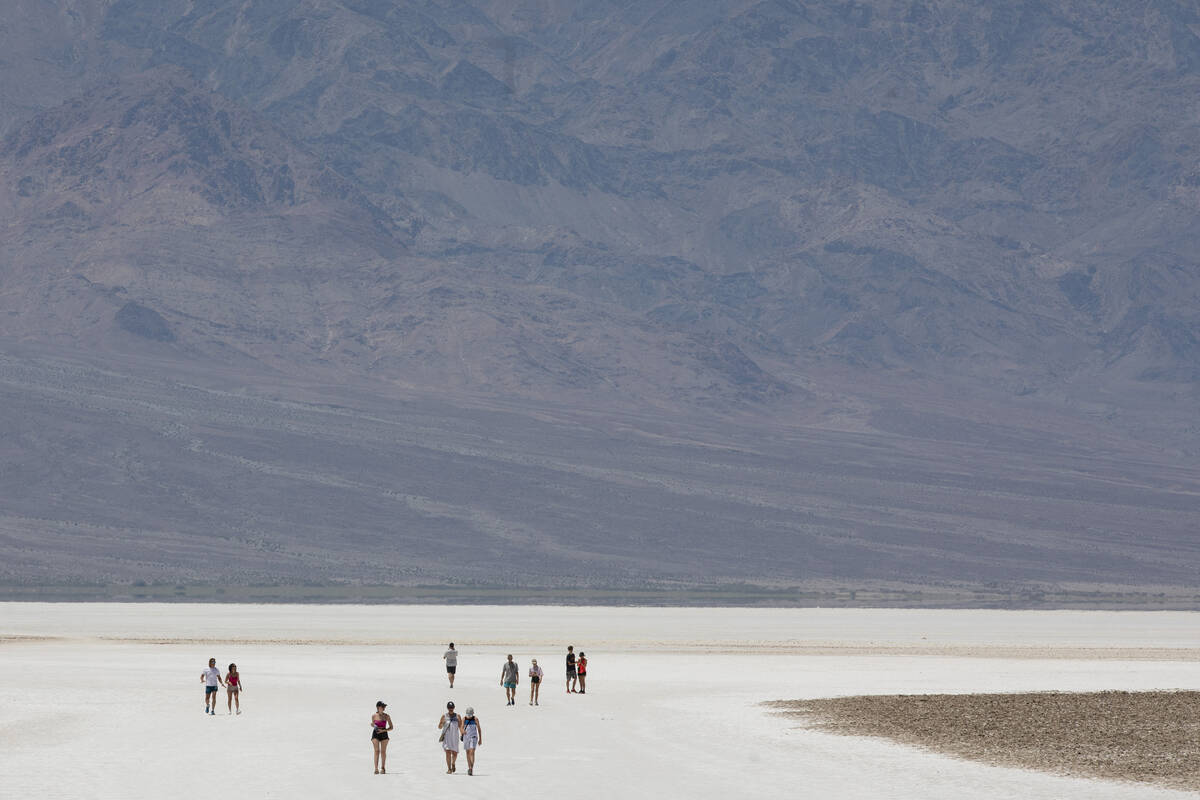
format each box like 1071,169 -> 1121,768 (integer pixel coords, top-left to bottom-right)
437,701 -> 461,773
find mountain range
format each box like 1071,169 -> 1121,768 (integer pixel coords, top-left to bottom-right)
1,0 -> 1198,600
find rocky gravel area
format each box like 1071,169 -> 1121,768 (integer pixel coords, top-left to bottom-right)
773,691 -> 1200,792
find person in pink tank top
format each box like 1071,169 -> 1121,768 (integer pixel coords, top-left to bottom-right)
224,663 -> 243,715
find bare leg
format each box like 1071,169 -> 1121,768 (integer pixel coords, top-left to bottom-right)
448,671 -> 455,687
579,674 -> 586,693
379,739 -> 388,773
466,748 -> 475,773
445,749 -> 454,772
373,739 -> 381,773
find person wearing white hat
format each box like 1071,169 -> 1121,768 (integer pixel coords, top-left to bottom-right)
528,658 -> 543,705
461,707 -> 482,775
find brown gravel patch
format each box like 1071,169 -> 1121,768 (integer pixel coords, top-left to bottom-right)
771,691 -> 1200,791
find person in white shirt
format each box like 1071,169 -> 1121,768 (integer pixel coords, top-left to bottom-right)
528,658 -> 544,706
200,657 -> 224,715
444,643 -> 458,688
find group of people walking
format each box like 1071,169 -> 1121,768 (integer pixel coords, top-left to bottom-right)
369,641 -> 592,776
198,642 -> 586,778
199,657 -> 243,715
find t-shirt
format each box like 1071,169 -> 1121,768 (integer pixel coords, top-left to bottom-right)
444,649 -> 458,667
203,666 -> 221,686
529,664 -> 543,679
501,660 -> 519,682
566,653 -> 576,672
578,656 -> 588,674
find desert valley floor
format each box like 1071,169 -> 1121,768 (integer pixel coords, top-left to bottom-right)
2,604 -> 1198,799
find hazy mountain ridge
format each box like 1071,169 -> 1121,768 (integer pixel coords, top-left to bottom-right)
1,0 -> 1198,594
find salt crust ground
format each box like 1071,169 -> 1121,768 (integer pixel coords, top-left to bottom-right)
1,604 -> 1198,799
774,691 -> 1200,791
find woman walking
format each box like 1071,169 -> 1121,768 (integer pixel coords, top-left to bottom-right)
528,658 -> 543,705
371,701 -> 393,774
461,706 -> 482,775
224,663 -> 243,714
438,701 -> 461,773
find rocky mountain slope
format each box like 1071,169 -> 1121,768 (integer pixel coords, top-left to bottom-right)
0,0 -> 1197,595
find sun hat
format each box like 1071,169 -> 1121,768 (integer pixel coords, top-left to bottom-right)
376,700 -> 387,707
531,658 -> 537,664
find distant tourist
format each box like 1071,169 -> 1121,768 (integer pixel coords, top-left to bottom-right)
444,642 -> 458,688
201,657 -> 224,714
371,701 -> 393,774
461,706 -> 482,775
224,663 -> 243,714
500,654 -> 520,706
528,658 -> 543,705
577,651 -> 588,694
566,645 -> 577,693
438,701 -> 461,773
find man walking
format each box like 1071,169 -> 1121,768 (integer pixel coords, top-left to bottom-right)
201,657 -> 224,714
566,645 -> 577,694
444,642 -> 458,688
499,654 -> 520,706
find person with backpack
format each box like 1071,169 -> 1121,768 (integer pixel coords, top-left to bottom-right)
461,706 -> 482,775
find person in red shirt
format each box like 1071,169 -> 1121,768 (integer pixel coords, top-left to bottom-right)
577,651 -> 588,694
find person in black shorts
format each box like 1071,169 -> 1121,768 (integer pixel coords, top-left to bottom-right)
371,701 -> 393,774
444,642 -> 458,688
566,645 -> 577,693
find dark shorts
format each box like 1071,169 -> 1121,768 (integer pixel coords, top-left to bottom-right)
567,668 -> 577,677
446,666 -> 456,675
372,729 -> 389,741
205,685 -> 219,694
531,676 -> 541,684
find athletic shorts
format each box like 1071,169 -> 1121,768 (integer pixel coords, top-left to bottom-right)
503,681 -> 516,689
446,666 -> 456,675
567,668 -> 577,677
531,676 -> 541,684
205,685 -> 219,694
